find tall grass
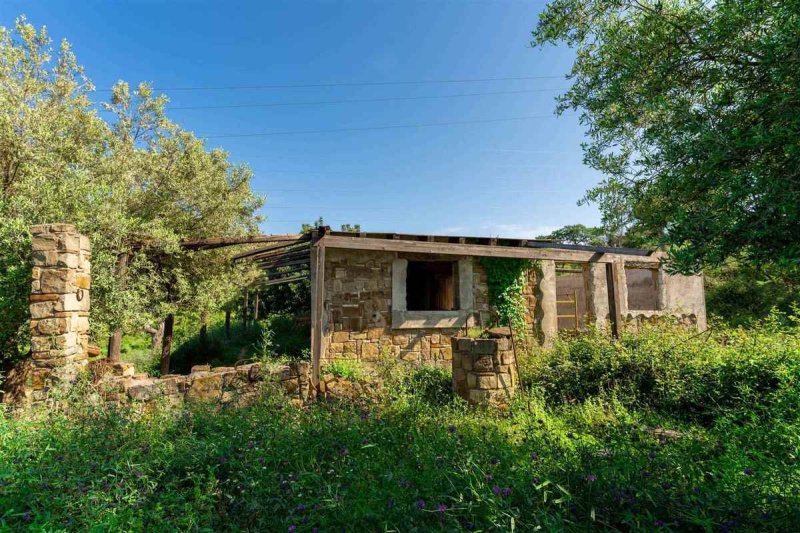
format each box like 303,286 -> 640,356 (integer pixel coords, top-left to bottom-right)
1,318 -> 799,531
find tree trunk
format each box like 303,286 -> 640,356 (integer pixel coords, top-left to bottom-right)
160,313 -> 175,375
253,292 -> 260,321
225,310 -> 231,338
243,289 -> 250,329
152,321 -> 165,351
200,310 -> 209,341
107,330 -> 122,362
107,252 -> 130,362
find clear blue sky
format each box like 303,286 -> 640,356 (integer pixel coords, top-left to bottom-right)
2,0 -> 603,238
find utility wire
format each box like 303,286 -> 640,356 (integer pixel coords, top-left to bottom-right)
203,113 -> 563,138
95,75 -> 565,92
162,87 -> 567,111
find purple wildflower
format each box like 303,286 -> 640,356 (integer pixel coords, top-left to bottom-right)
20,511 -> 32,523
217,456 -> 228,465
288,526 -> 296,533
744,468 -> 754,476
415,499 -> 426,510
490,457 -> 499,465
492,485 -> 502,496
648,451 -> 657,460
501,487 -> 513,497
296,504 -> 306,513
585,474 -> 597,482
247,441 -> 256,449
485,474 -> 494,482
437,503 -> 447,513
447,425 -> 457,433
361,438 -> 369,445
339,447 -> 349,456
530,453 -> 539,462
654,519 -> 666,528
661,481 -> 672,490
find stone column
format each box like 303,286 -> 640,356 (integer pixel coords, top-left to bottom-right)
534,260 -> 557,347
28,224 -> 91,401
451,333 -> 517,408
588,262 -> 610,330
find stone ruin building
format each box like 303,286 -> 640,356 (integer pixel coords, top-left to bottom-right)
3,224 -> 706,409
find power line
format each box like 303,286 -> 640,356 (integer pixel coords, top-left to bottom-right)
95,75 -> 565,92
203,114 -> 562,138
162,87 -> 567,111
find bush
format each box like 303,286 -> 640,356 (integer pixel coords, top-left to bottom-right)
521,319 -> 800,422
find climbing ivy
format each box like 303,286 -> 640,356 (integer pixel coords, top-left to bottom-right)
479,258 -> 536,336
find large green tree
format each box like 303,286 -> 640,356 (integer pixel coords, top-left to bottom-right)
0,18 -> 263,369
532,0 -> 800,279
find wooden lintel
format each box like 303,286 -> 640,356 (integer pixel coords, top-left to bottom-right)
260,258 -> 311,270
319,235 -> 660,263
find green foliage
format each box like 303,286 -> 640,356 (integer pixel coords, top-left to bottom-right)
323,359 -> 366,381
537,224 -> 609,246
521,317 -> 800,423
479,258 -> 534,335
255,313 -> 310,360
705,259 -> 800,326
2,321 -> 800,530
0,18 -> 263,365
532,0 -> 800,279
399,365 -> 454,407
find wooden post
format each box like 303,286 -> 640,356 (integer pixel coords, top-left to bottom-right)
160,313 -> 175,375
253,292 -> 260,321
107,252 -> 130,362
309,241 -> 325,390
243,289 -> 250,329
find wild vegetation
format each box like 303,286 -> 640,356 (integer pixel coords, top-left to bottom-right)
1,319 -> 798,531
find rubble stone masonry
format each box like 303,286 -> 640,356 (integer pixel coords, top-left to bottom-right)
322,249 -> 504,368
26,224 -> 91,403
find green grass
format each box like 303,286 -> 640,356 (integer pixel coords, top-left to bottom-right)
115,312 -> 310,375
1,318 -> 799,531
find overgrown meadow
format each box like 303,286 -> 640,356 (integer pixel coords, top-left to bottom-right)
2,319 -> 799,532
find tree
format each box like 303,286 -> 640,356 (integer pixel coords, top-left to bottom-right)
0,18 -> 263,371
532,0 -> 800,279
537,224 -> 608,246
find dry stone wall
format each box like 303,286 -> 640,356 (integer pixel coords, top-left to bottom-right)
94,361 -> 312,409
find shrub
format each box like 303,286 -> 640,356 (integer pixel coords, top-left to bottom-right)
323,359 -> 366,381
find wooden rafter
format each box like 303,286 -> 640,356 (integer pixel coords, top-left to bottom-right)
232,236 -> 311,261
179,234 -> 305,251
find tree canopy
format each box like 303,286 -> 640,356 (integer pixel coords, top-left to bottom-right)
532,0 -> 800,279
0,18 -> 263,364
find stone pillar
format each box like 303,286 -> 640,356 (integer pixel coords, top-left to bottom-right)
28,224 -> 91,401
588,262 -> 610,330
451,332 -> 517,407
534,260 -> 557,346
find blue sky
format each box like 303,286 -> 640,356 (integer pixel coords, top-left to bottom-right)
2,0 -> 603,238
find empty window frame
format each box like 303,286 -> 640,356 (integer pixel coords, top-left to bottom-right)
406,261 -> 459,311
625,267 -> 660,311
556,262 -> 589,331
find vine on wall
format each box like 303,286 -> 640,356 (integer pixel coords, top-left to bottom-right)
479,257 -> 536,336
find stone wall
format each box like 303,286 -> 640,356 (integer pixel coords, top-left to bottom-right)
94,361 -> 312,409
25,224 -> 92,404
322,249 -> 496,368
451,330 -> 518,407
